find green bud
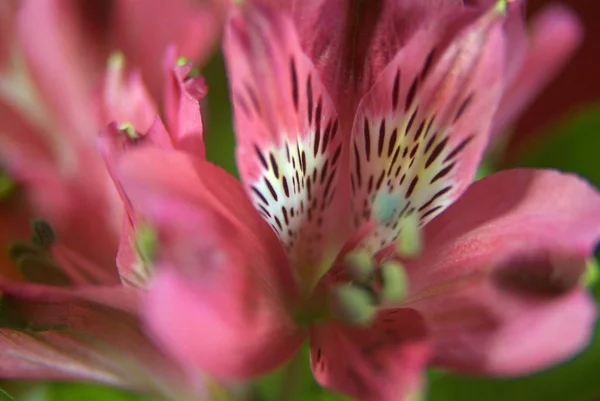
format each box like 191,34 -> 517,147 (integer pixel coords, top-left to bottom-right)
380,261 -> 408,302
396,214 -> 422,258
583,258 -> 599,288
331,284 -> 376,325
344,250 -> 374,284
135,223 -> 158,264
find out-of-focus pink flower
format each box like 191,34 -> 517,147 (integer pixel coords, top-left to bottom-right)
0,1 -> 216,396
112,2 -> 600,400
505,0 -> 599,158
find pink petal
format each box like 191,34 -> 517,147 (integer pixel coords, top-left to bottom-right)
116,148 -> 304,378
309,309 -> 430,401
350,5 -> 507,252
493,4 -> 584,136
99,55 -> 158,134
285,0 -> 470,110
112,0 -> 227,103
0,0 -> 18,69
224,5 -> 349,283
0,282 -> 196,397
162,46 -> 206,157
404,168 -> 600,375
16,0 -> 105,142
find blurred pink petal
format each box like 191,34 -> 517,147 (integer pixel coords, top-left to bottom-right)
493,4 -> 583,136
309,309 -> 429,401
116,148 -> 302,378
406,169 -> 600,375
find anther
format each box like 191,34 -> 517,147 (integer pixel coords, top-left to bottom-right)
396,214 -> 422,258
331,284 -> 377,325
30,219 -> 56,249
118,122 -> 139,140
380,261 -> 408,302
583,258 -> 599,288
16,255 -> 72,286
344,249 -> 375,284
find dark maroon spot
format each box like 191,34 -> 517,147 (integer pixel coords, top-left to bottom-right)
376,170 -> 385,190
332,144 -> 342,166
258,204 -> 271,218
430,163 -> 455,184
392,69 -> 401,110
321,121 -> 331,153
269,153 -> 279,178
367,175 -> 374,192
274,216 -> 283,231
387,128 -> 398,157
378,120 -> 386,157
363,118 -> 371,161
413,121 -> 426,141
264,178 -> 278,201
418,186 -> 451,211
282,207 -> 289,225
406,176 -> 419,198
331,119 -> 339,139
307,74 -> 314,124
290,58 -> 299,110
421,205 -> 442,220
405,77 -> 418,111
443,134 -> 475,163
314,124 -> 321,158
323,171 -> 336,200
282,176 -> 290,197
320,160 -> 330,185
424,133 -> 438,154
420,49 -> 435,80
425,137 -> 448,168
405,107 -> 418,135
410,143 -> 419,159
454,93 -> 474,123
254,145 -> 268,169
251,186 -> 269,205
354,143 -> 362,188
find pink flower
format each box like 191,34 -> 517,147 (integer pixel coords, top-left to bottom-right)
112,1 -> 600,400
0,3 -> 215,397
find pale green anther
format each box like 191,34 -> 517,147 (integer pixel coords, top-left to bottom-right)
135,223 -> 158,264
583,258 -> 599,288
108,51 -> 125,70
118,122 -> 138,139
380,261 -> 408,302
344,250 -> 374,284
0,170 -> 16,199
494,0 -> 508,13
396,214 -> 422,258
332,284 -> 376,325
176,56 -> 190,66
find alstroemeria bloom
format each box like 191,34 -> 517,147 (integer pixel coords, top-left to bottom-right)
113,1 -> 600,400
0,1 -> 215,394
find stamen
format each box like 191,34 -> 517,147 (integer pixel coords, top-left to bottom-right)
344,249 -> 375,284
331,284 -> 377,325
380,261 -> 408,302
118,122 -> 139,140
30,219 -> 56,249
396,214 -> 422,258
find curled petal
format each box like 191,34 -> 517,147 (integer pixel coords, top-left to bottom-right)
405,168 -> 600,375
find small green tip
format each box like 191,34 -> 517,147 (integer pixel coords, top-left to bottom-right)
380,261 -> 408,302
494,0 -> 508,13
0,170 -> 16,200
396,214 -> 422,258
118,122 -> 138,139
332,284 -> 376,325
108,51 -> 125,69
135,223 -> 158,264
176,57 -> 190,66
344,250 -> 374,284
583,258 -> 599,288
